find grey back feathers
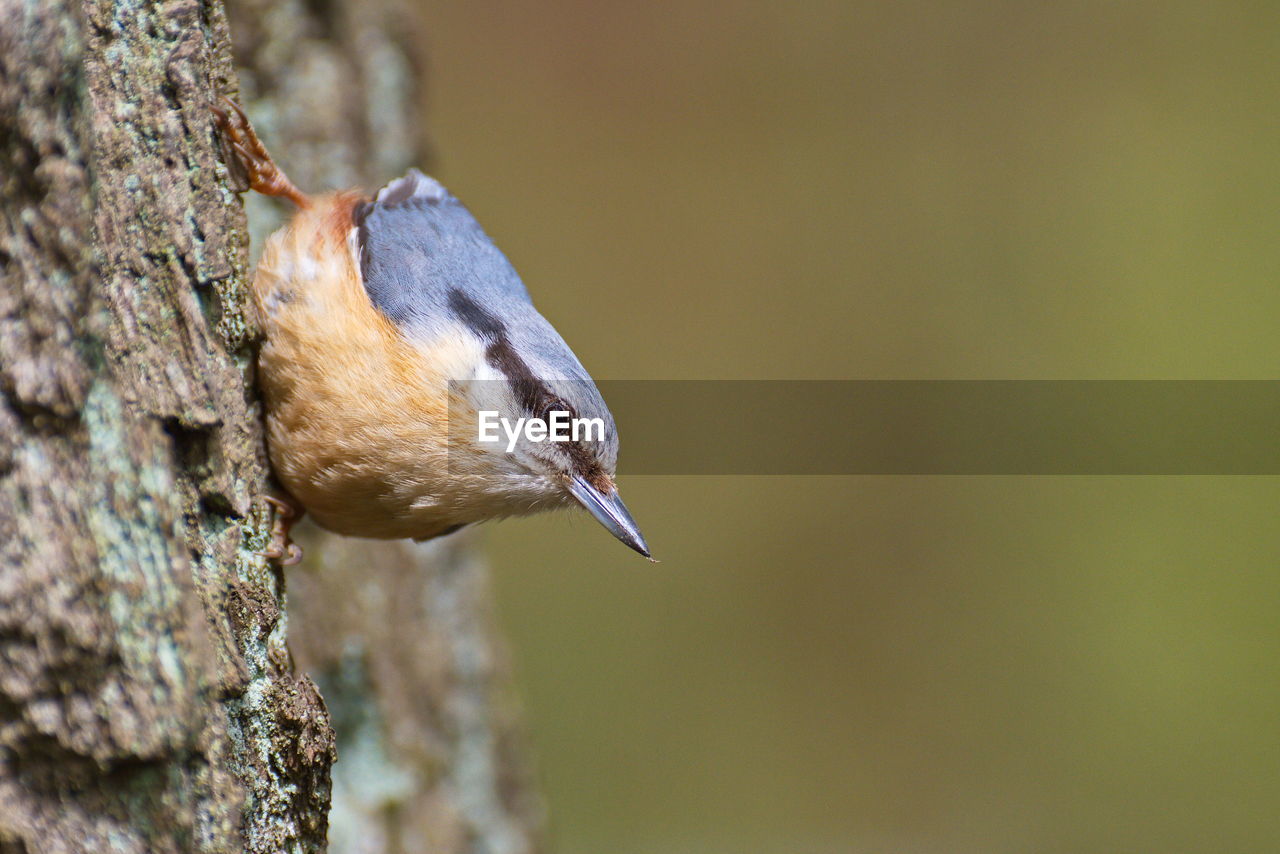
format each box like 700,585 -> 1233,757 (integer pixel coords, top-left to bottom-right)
353,169 -> 619,474
354,169 -> 525,332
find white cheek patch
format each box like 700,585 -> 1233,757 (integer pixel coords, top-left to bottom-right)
472,358 -> 505,384
406,326 -> 513,439
407,324 -> 490,384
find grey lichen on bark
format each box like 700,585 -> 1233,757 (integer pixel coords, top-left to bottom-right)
1,0 -> 541,852
1,0 -> 332,851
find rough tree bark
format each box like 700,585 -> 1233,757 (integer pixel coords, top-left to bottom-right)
0,1 -> 540,852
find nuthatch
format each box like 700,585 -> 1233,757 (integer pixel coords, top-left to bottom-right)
213,100 -> 650,563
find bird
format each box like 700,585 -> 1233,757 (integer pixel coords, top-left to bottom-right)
212,99 -> 650,564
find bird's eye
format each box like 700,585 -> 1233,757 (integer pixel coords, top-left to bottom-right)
541,399 -> 569,423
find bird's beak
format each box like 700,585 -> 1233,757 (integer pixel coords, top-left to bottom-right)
567,476 -> 653,560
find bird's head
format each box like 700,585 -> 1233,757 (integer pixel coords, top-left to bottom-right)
353,169 -> 650,557
446,289 -> 651,559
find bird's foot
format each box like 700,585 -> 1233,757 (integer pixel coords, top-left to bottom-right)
212,96 -> 309,207
257,492 -> 305,566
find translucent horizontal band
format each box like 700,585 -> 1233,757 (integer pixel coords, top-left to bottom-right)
446,381 -> 1280,475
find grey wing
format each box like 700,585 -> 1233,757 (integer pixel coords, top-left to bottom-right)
354,169 -> 534,334
354,170 -> 612,442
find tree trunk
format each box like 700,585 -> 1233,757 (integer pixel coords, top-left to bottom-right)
0,1 -> 540,851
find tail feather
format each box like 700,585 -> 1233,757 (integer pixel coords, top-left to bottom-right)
372,168 -> 448,207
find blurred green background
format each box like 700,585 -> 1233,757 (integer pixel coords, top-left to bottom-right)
417,3 -> 1280,852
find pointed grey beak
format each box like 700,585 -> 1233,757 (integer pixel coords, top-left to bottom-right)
567,476 -> 653,559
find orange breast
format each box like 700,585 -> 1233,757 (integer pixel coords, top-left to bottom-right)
252,193 -> 463,538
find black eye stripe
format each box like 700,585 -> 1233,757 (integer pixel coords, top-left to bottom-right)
448,290 -> 567,415
446,289 -> 603,479
447,288 -> 507,340
483,340 -> 579,422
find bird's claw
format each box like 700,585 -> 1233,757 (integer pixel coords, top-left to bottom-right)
211,95 -> 308,206
257,493 -> 304,566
